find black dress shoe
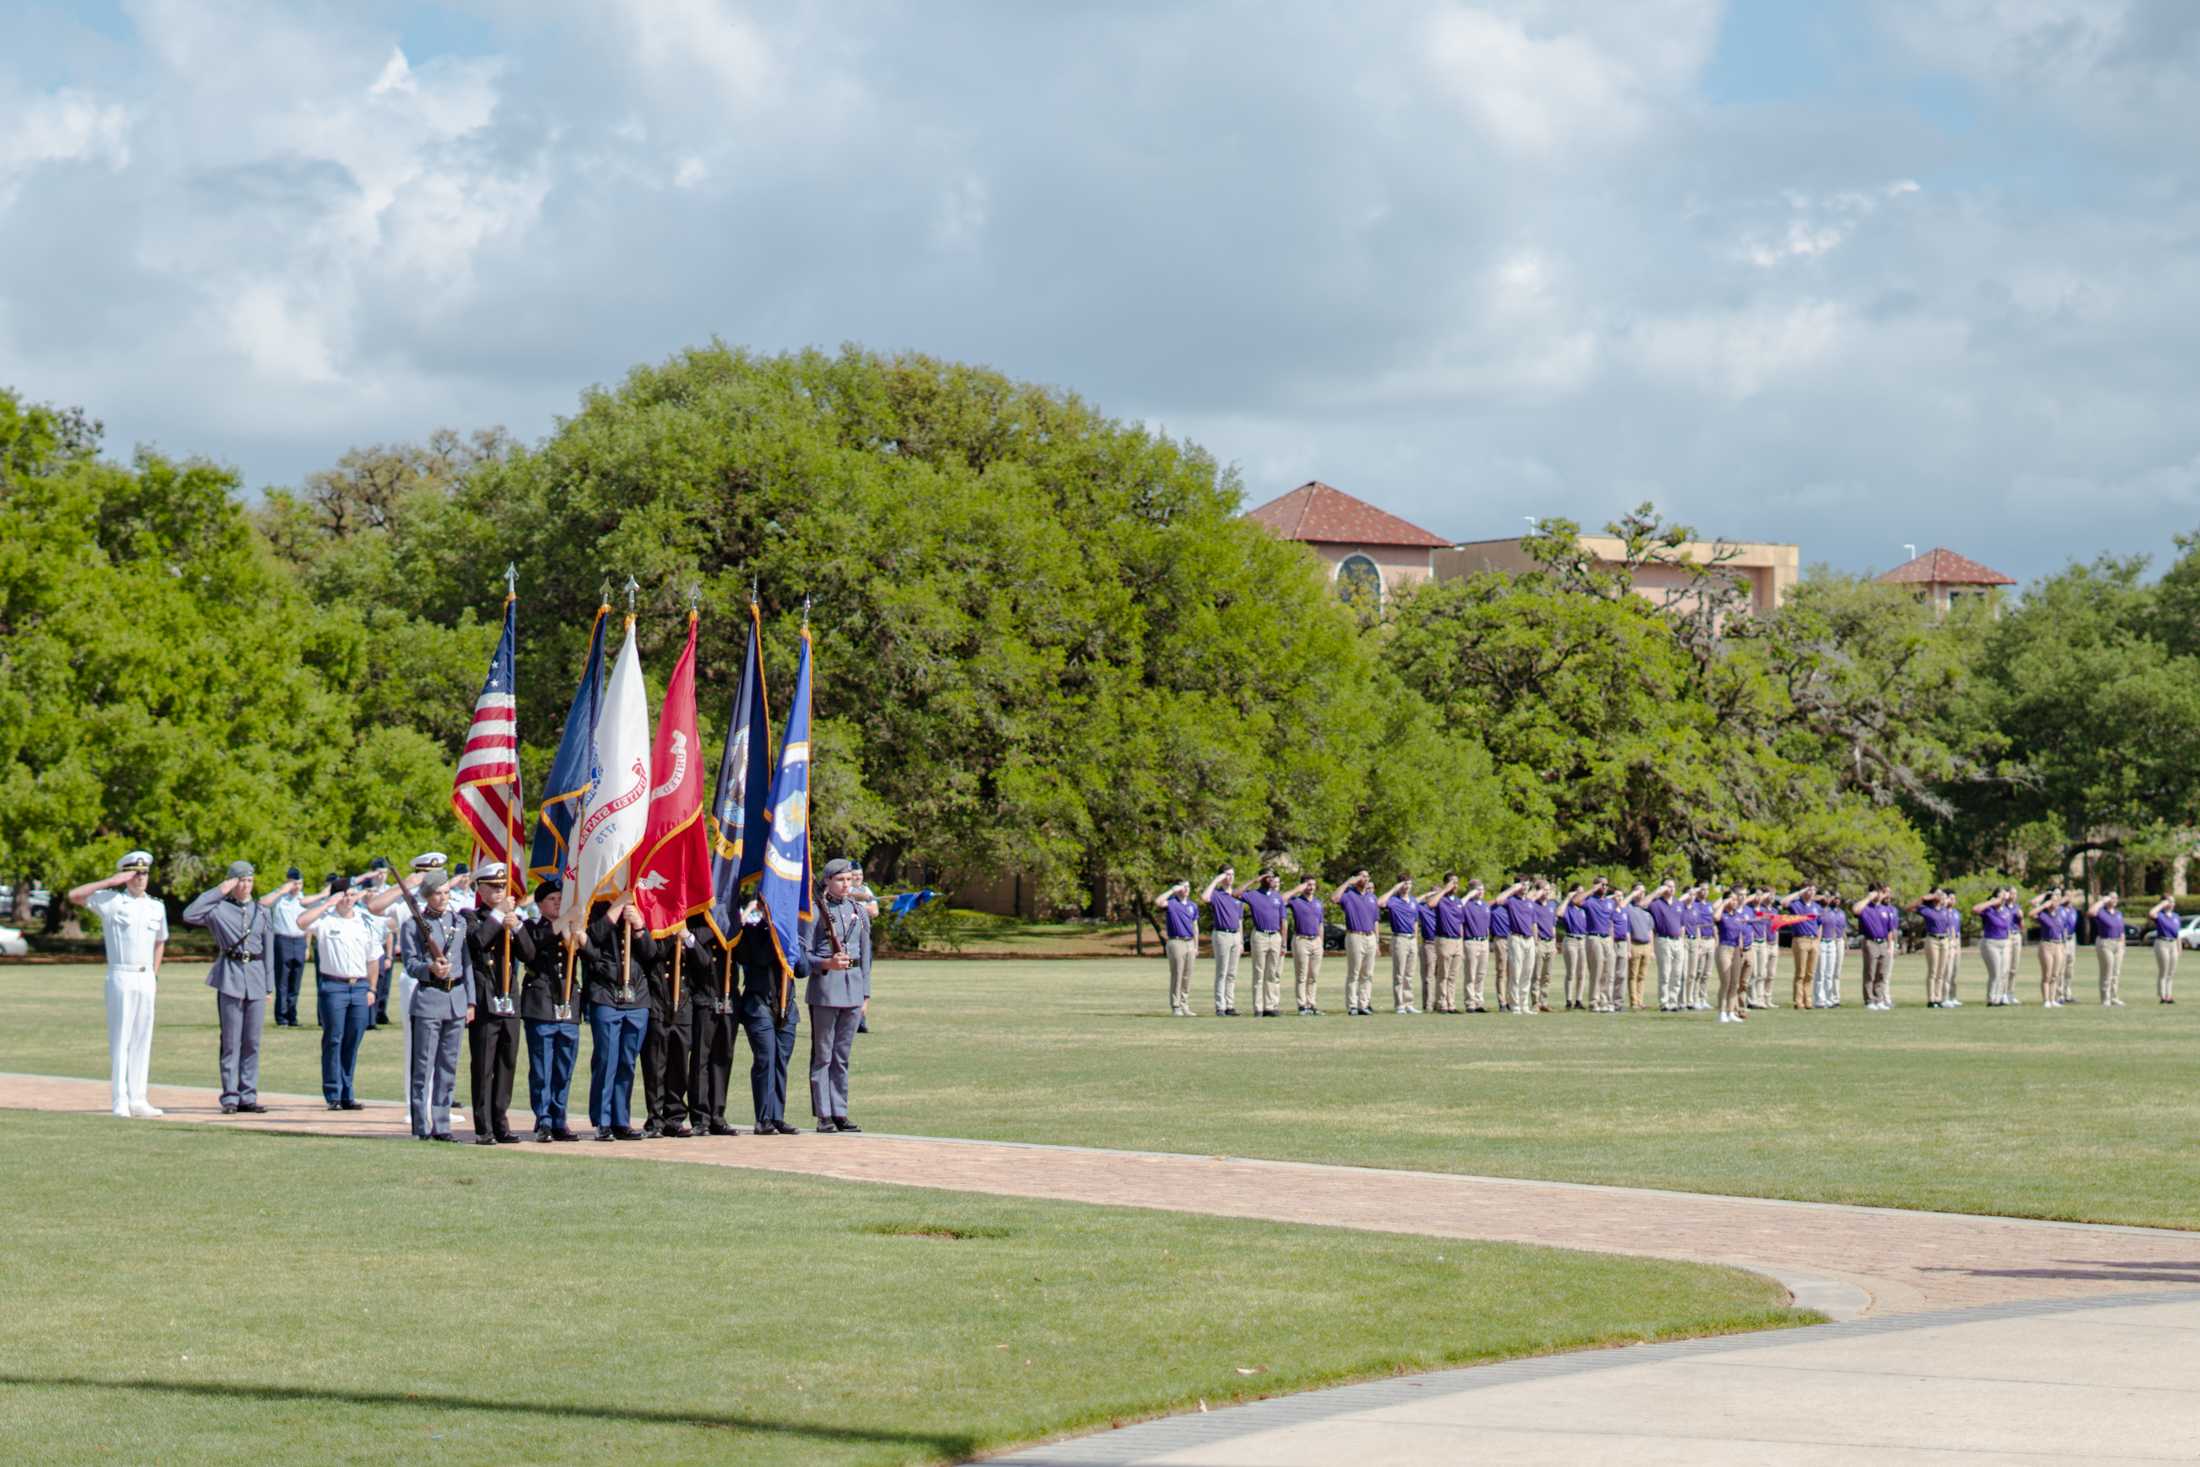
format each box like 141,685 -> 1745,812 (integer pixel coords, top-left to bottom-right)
430,1132 -> 457,1143
707,1121 -> 737,1136
551,1128 -> 581,1142
221,1103 -> 239,1114
238,1102 -> 269,1114
494,1131 -> 520,1144
641,1120 -> 663,1139
834,1116 -> 862,1133
594,1127 -> 616,1142
474,1135 -> 499,1146
816,1119 -> 841,1133
612,1126 -> 646,1141
1225,1007 -> 1240,1015
662,1123 -> 693,1139
340,1100 -> 365,1111
534,1126 -> 553,1143
773,1120 -> 801,1135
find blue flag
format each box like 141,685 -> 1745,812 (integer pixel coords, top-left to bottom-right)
704,598 -> 775,944
758,624 -> 813,981
527,604 -> 609,887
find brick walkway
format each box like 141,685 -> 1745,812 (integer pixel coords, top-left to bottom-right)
8,1071 -> 2195,1317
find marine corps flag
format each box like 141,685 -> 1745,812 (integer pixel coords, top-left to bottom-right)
557,609 -> 652,939
704,595 -> 773,943
758,620 -> 813,981
633,609 -> 711,937
528,603 -> 608,886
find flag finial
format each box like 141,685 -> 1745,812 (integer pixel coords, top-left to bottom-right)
687,581 -> 700,614
504,562 -> 517,599
802,594 -> 812,628
624,576 -> 639,614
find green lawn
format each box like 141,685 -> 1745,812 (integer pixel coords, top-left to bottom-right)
4,948 -> 2196,1226
0,1112 -> 1800,1466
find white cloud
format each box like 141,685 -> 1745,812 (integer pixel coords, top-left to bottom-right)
0,87 -> 130,204
1734,179 -> 1924,268
1626,301 -> 1849,399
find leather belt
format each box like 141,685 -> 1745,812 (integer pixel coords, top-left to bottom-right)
416,975 -> 459,992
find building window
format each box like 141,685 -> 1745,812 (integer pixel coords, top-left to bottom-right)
1336,553 -> 1383,610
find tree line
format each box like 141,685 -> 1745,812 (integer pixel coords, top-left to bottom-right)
4,346 -> 2197,921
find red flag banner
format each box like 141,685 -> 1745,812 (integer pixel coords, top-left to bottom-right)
633,609 -> 712,937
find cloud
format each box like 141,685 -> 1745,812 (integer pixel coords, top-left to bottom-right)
0,86 -> 130,204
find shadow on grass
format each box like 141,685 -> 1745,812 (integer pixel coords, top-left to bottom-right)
0,1374 -> 978,1457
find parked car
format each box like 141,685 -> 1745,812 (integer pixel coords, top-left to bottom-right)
0,924 -> 26,958
2181,915 -> 2200,951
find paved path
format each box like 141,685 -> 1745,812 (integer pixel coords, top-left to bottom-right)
7,1071 -> 2195,1320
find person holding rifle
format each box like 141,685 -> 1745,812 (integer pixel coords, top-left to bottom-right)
581,894 -> 657,1140
364,852 -> 449,1101
396,870 -> 473,1141
461,863 -> 524,1144
514,881 -> 581,1141
805,858 -> 872,1132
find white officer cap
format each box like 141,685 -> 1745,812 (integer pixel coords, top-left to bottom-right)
411,851 -> 448,872
116,850 -> 153,873
474,862 -> 508,884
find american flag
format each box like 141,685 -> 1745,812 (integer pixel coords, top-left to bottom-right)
453,594 -> 525,869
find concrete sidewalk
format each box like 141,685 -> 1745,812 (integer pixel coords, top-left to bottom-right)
998,1291 -> 2200,1465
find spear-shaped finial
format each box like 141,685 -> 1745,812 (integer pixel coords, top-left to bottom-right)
598,576 -> 612,607
687,580 -> 700,614
504,562 -> 517,599
802,594 -> 812,628
624,576 -> 639,615
750,575 -> 759,607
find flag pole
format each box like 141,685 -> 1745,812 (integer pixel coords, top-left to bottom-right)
501,562 -> 518,999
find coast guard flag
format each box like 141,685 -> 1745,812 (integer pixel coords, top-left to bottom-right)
528,604 -> 607,887
633,610 -> 711,937
704,597 -> 773,943
558,613 -> 652,938
758,623 -> 813,978
452,592 -> 525,873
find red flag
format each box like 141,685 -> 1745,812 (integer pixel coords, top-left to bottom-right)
633,609 -> 711,937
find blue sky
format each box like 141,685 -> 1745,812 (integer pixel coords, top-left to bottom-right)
4,0 -> 2198,586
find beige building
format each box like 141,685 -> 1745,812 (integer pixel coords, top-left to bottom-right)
1437,535 -> 1799,617
1876,546 -> 2015,616
1242,481 -> 1448,606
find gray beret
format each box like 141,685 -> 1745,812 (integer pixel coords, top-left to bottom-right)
820,858 -> 856,879
418,870 -> 450,894
227,860 -> 256,879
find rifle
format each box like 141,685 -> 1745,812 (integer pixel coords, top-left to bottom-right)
383,859 -> 448,971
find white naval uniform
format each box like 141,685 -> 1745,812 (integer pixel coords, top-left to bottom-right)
86,888 -> 168,1115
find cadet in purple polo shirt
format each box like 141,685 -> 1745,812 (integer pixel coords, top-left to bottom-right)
1783,886 -> 1822,1010
1852,886 -> 1898,1010
1532,885 -> 1558,1012
1203,868 -> 1245,1017
1816,895 -> 1846,1008
1915,890 -> 1961,1006
1559,887 -> 1591,1009
1286,879 -> 1326,1016
1460,880 -> 1494,1013
1416,895 -> 1439,1012
1155,881 -> 1200,1017
1239,873 -> 1287,1018
2148,895 -> 2179,1003
1714,889 -> 1753,1022
1973,888 -> 2021,1006
1487,885 -> 1514,1010
1582,881 -> 1617,1012
1425,877 -> 1466,1013
1647,881 -> 1686,1011
1496,883 -> 1534,1015
1380,876 -> 1422,1014
1334,871 -> 1380,1016
1689,887 -> 1718,1010
2090,892 -> 2127,1006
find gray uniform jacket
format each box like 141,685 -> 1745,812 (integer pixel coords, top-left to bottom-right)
183,885 -> 274,999
802,897 -> 872,1009
399,907 -> 475,1020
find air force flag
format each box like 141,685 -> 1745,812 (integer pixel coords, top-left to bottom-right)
758,623 -> 813,980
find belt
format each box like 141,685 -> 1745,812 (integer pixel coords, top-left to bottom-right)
321,973 -> 367,983
416,975 -> 459,992
112,965 -> 152,975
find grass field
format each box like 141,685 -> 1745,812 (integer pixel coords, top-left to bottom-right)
0,1111 -> 1801,1466
3,947 -> 2195,1227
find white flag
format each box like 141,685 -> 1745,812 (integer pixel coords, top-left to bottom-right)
556,615 -> 653,937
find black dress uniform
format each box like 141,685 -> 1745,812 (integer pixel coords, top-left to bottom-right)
736,917 -> 802,1134
637,930 -> 693,1137
463,904 -> 523,1144
680,920 -> 738,1135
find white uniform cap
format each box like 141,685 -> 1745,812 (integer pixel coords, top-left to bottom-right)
410,851 -> 448,872
116,850 -> 153,872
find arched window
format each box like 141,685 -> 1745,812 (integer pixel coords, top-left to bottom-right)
1335,553 -> 1383,610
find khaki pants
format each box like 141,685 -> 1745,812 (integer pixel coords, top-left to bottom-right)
1863,937 -> 1892,1006
1164,937 -> 1194,1012
1589,935 -> 1616,1008
1980,936 -> 2013,1003
1501,935 -> 1530,1010
1418,932 -> 1433,1010
1491,934 -> 1511,1008
2155,938 -> 2179,1001
1461,938 -> 1489,1010
1626,945 -> 1649,1009
2038,937 -> 2060,1004
1343,931 -> 1377,1011
1924,934 -> 1958,1003
1291,934 -> 1323,1010
1562,935 -> 1587,1005
2062,940 -> 2076,1003
1534,937 -> 1555,1008
2097,940 -> 2123,1004
1248,930 -> 1284,1014
1718,944 -> 1746,1016
1792,937 -> 1819,1009
1388,932 -> 1417,1011
1750,943 -> 1775,1005
1433,936 -> 1463,1011
1212,929 -> 1242,1013
1654,935 -> 1684,1008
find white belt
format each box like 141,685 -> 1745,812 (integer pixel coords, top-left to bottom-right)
111,965 -> 153,975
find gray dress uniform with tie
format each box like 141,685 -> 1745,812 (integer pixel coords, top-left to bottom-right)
398,905 -> 474,1138
183,884 -> 275,1110
803,896 -> 872,1126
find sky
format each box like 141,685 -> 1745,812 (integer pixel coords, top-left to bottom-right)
4,0 -> 2199,587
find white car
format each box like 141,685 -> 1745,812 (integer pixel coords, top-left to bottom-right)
2182,915 -> 2200,951
0,924 -> 26,958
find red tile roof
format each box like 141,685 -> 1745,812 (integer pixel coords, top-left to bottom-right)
1243,481 -> 1449,549
1876,547 -> 2016,588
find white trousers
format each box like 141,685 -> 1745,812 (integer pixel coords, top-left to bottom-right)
106,966 -> 156,1112
395,972 -> 419,1095
1814,937 -> 1842,1008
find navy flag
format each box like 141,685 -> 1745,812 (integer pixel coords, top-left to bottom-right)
705,596 -> 775,944
758,622 -> 813,985
527,603 -> 609,887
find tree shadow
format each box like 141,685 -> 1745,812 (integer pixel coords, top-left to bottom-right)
0,1373 -> 978,1456
1915,1259 -> 2200,1287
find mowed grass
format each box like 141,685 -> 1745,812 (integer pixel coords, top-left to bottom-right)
4,948 -> 2196,1226
0,1111 -> 1802,1467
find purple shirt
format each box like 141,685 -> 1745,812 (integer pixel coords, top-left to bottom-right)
1919,903 -> 1958,937
1819,906 -> 1845,939
1535,901 -> 1556,939
1163,897 -> 1198,941
1433,896 -> 1467,940
1419,904 -> 1439,939
1647,897 -> 1684,939
1717,911 -> 1752,946
1561,902 -> 1590,936
1979,904 -> 2018,941
1504,895 -> 1539,938
1489,901 -> 1514,939
1584,895 -> 1614,937
1461,897 -> 1492,940
1338,889 -> 1378,935
1785,899 -> 1820,939
1384,895 -> 1420,936
2095,908 -> 2125,941
1208,890 -> 1245,935
1855,903 -> 1897,941
2155,911 -> 2181,941
1287,896 -> 1323,939
1241,889 -> 1284,935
